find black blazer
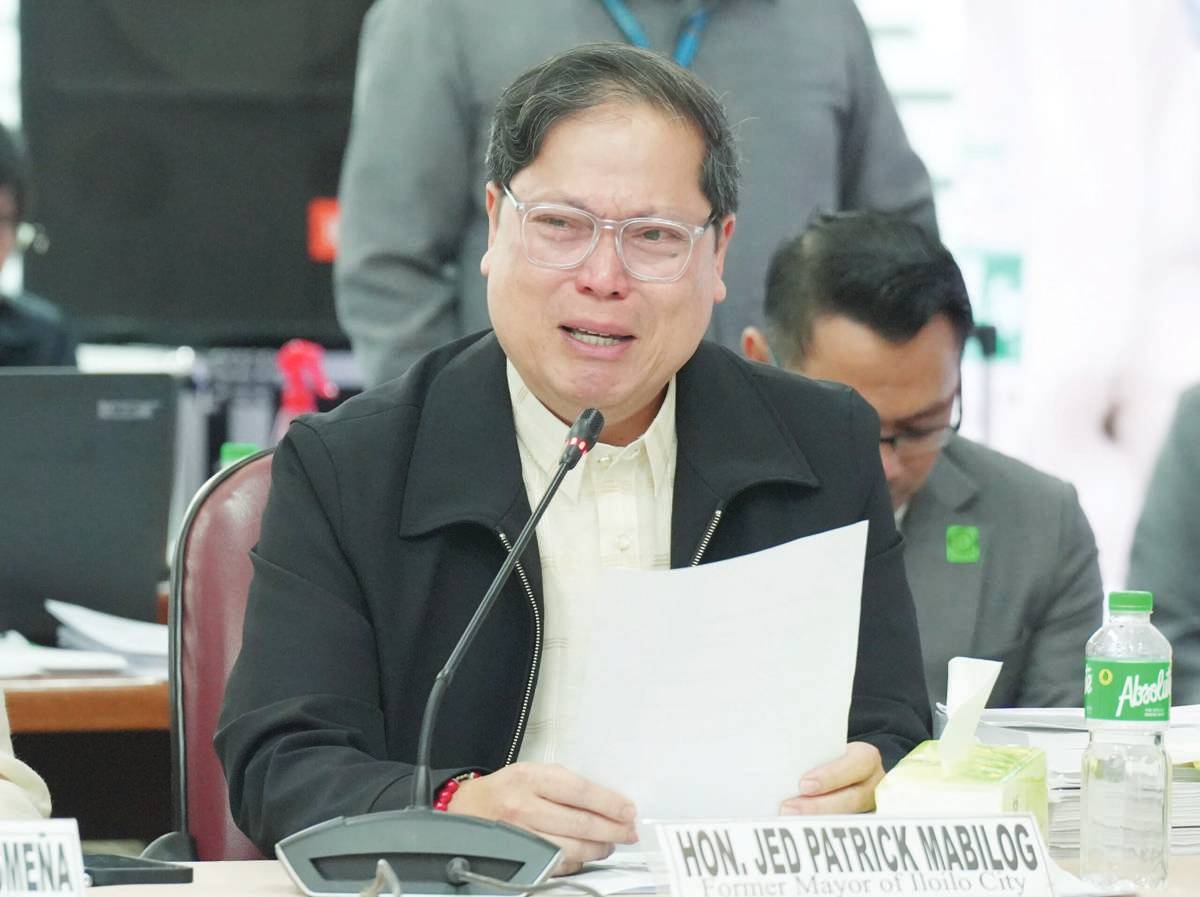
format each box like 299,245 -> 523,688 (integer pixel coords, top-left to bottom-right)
216,332 -> 931,853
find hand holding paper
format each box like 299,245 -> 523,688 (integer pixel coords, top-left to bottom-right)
450,762 -> 637,875
780,741 -> 885,814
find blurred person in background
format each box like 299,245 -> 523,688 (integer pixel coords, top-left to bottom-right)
0,125 -> 74,366
0,692 -> 51,819
335,0 -> 937,387
744,212 -> 1103,710
1127,385 -> 1200,704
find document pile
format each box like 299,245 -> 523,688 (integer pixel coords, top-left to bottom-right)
0,631 -> 128,678
973,706 -> 1200,855
46,600 -> 168,680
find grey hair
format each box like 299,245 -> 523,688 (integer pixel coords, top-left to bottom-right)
485,42 -> 739,221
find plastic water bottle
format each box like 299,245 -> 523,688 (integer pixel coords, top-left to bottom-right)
1080,590 -> 1172,888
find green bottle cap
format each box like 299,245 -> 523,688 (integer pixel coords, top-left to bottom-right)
1109,590 -> 1153,613
219,441 -> 260,469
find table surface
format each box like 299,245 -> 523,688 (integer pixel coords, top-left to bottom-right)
1,675 -> 169,733
87,855 -> 1200,897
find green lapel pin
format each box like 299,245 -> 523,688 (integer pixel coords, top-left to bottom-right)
946,525 -> 981,564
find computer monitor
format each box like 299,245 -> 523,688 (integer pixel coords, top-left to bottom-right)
0,370 -> 177,644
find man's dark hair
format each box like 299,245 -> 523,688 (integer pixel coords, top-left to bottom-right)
763,211 -> 973,366
0,125 -> 28,221
486,42 -> 739,222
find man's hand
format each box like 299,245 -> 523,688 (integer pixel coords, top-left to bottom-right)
449,763 -> 638,874
779,742 -> 884,815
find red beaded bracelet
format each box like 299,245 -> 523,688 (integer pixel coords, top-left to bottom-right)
433,771 -> 480,811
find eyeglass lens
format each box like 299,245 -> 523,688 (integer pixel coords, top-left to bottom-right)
522,206 -> 694,280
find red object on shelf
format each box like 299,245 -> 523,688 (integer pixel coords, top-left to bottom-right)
307,197 -> 340,262
274,339 -> 339,441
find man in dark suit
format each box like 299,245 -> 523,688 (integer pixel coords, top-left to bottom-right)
0,126 -> 74,367
219,45 -> 930,869
744,212 -> 1103,710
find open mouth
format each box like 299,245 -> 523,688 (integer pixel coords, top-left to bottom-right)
562,326 -> 633,348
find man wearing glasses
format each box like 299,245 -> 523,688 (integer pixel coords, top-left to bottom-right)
0,125 -> 74,367
220,45 -> 930,870
743,212 -> 1103,711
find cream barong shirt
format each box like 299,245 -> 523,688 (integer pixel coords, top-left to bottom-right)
0,692 -> 51,819
506,362 -> 676,764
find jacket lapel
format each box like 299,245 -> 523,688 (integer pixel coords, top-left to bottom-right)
901,437 -> 984,694
396,338 -> 821,583
397,335 -> 542,595
671,343 -> 819,566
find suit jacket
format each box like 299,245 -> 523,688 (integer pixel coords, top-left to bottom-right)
1128,385 -> 1200,704
902,435 -> 1103,709
0,292 -> 75,367
218,333 -> 931,852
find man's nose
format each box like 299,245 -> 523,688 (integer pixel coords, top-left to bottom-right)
574,228 -> 629,298
878,442 -> 904,482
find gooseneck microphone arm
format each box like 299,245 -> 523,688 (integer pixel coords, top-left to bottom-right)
411,407 -> 605,808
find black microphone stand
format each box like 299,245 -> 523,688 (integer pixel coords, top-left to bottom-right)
413,454 -> 576,807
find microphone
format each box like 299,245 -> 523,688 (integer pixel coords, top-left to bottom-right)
277,408 -> 606,896
560,406 -> 605,469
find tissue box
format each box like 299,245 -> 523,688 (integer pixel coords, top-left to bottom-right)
875,741 -> 1048,836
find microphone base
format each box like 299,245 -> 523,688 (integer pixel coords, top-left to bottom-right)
276,808 -> 562,896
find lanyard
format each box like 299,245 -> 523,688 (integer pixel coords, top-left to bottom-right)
599,0 -> 713,68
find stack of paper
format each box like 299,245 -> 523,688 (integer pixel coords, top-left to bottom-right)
45,600 -> 168,680
975,706 -> 1200,856
0,631 -> 128,678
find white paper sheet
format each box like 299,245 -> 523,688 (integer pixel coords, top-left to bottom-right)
561,521 -> 868,820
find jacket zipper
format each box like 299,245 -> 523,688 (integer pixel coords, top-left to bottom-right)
690,507 -> 724,566
498,529 -> 541,765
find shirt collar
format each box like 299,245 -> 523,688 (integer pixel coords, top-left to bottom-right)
506,360 -> 677,502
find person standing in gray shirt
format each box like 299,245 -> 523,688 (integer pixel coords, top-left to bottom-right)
336,0 -> 937,387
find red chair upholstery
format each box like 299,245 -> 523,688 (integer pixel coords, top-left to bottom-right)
158,449 -> 274,861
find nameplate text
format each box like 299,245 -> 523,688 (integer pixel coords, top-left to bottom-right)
0,820 -> 85,896
654,815 -> 1052,897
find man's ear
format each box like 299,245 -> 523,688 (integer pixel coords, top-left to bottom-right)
742,326 -> 772,365
481,182 -> 502,276
711,214 -> 736,304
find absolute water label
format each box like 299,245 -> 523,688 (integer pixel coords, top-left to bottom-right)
1084,659 -> 1171,722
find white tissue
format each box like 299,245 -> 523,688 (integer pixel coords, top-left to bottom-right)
940,657 -> 1003,774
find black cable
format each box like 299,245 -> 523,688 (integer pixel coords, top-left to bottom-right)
446,858 -> 606,897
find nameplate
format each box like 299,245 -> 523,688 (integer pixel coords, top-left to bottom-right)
0,820 -> 85,896
654,815 -> 1053,897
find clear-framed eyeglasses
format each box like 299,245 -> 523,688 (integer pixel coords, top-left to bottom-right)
879,390 -> 962,459
502,184 -> 715,283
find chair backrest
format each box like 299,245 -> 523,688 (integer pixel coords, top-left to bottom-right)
168,449 -> 273,861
